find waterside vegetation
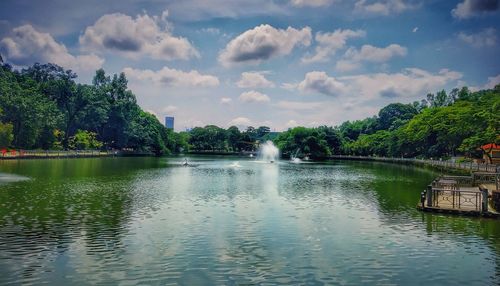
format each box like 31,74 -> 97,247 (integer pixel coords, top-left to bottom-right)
0,63 -> 187,155
0,62 -> 498,160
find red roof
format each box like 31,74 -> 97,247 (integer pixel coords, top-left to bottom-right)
481,143 -> 500,150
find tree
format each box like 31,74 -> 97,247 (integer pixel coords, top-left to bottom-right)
69,130 -> 103,150
274,127 -> 331,159
378,103 -> 418,130
0,122 -> 13,147
226,126 -> 242,151
256,126 -> 271,139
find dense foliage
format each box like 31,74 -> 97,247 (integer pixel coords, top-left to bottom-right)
0,63 -> 185,155
1,61 -> 498,160
188,125 -> 276,152
275,87 -> 500,159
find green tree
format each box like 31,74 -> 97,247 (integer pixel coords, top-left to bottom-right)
0,122 -> 13,147
377,103 -> 418,130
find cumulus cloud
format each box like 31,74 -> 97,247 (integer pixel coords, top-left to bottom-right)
335,44 -> 406,71
236,71 -> 275,88
346,44 -> 407,62
298,71 -> 347,96
228,117 -> 253,127
0,24 -> 103,72
335,60 -> 361,72
79,11 -> 199,61
354,0 -> 416,16
290,68 -> 462,101
219,24 -> 311,66
290,0 -> 334,7
458,28 -> 497,48
123,67 -> 219,87
281,82 -> 299,91
285,120 -> 299,128
220,97 -> 233,104
452,0 -> 499,19
301,29 -> 365,64
239,90 -> 271,103
480,74 -> 500,90
340,68 -> 463,100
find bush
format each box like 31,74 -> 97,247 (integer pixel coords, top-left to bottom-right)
0,122 -> 14,148
68,130 -> 103,150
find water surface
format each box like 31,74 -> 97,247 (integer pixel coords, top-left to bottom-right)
0,157 -> 499,285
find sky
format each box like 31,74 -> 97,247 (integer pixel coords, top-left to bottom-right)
0,0 -> 499,131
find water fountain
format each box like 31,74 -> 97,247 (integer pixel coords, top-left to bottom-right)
229,161 -> 242,168
258,141 -> 279,163
290,148 -> 302,163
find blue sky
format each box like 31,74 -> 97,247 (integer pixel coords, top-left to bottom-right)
1,0 -> 499,131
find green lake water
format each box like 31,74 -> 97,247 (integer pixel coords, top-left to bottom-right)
0,157 -> 499,285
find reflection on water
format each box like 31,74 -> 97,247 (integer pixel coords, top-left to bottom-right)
0,157 -> 499,285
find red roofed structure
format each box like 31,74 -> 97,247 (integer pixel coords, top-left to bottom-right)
481,143 -> 500,164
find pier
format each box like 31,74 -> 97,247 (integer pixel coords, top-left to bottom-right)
418,172 -> 500,218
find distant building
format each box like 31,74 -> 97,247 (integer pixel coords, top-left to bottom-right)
165,116 -> 174,129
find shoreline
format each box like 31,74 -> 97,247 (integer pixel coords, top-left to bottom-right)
2,151 -> 498,174
327,155 -> 499,174
0,150 -> 156,160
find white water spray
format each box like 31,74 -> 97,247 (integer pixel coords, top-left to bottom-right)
258,141 -> 279,163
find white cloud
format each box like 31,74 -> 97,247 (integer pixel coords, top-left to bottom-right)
298,71 -> 347,96
79,11 -> 199,61
219,24 -> 312,66
285,120 -> 299,128
458,28 -> 497,48
236,71 -> 275,88
340,68 -> 463,100
228,117 -> 253,127
481,74 -> 500,90
335,60 -> 361,72
302,29 -> 366,64
291,0 -> 334,7
412,27 -> 418,33
335,44 -> 406,71
291,68 -> 462,101
220,97 -> 233,104
281,82 -> 299,91
275,100 -> 325,111
162,105 -> 179,114
123,67 -> 220,87
0,24 -> 103,72
354,0 -> 416,16
452,0 -> 499,19
346,44 -> 407,62
239,90 -> 271,103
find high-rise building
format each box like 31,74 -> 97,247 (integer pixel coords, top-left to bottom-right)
165,116 -> 174,129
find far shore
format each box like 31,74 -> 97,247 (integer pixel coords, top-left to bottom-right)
2,150 -> 497,174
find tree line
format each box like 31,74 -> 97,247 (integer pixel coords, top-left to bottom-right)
275,86 -> 499,160
0,63 -> 187,155
1,61 -> 498,160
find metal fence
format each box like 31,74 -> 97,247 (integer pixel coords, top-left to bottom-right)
0,149 -> 118,159
330,155 -> 499,173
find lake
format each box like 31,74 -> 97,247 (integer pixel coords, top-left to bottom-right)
0,157 -> 499,285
